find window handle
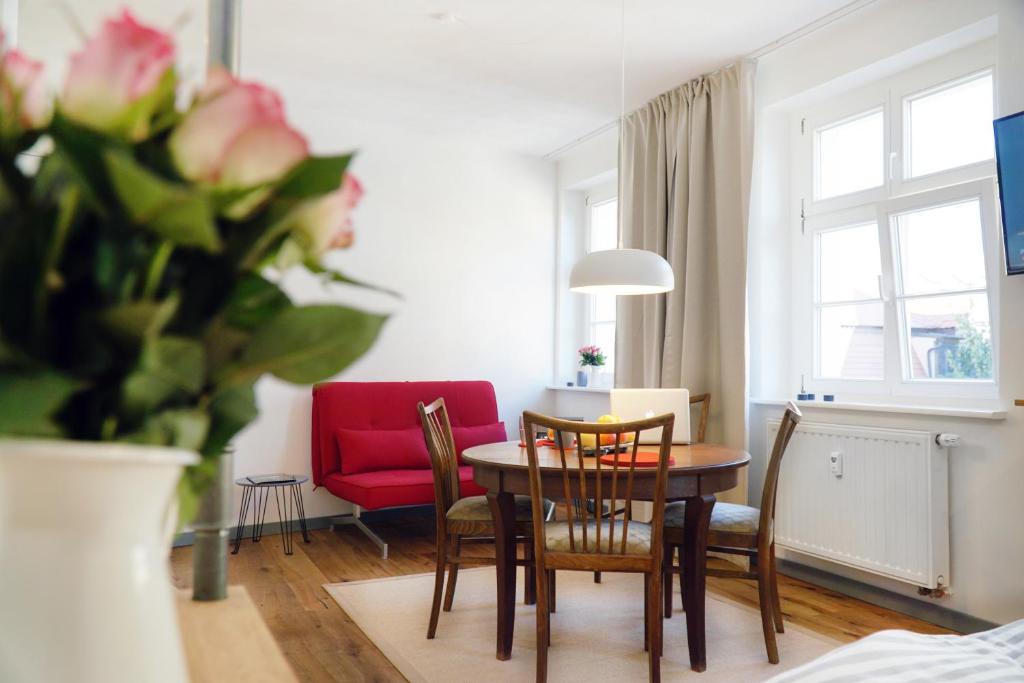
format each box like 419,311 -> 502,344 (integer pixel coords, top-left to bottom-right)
889,152 -> 898,181
878,274 -> 891,302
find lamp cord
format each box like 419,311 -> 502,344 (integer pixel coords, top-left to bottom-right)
617,0 -> 626,250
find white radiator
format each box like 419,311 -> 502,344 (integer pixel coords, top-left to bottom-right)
770,420 -> 950,590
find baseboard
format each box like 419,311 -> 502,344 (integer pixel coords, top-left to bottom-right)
173,514 -> 338,548
172,506 -> 436,548
777,558 -> 998,635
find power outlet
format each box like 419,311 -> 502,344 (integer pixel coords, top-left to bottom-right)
829,451 -> 843,478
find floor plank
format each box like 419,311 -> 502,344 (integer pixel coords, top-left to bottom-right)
170,512 -> 954,682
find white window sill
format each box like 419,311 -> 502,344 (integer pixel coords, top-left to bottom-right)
750,397 -> 1006,420
546,385 -> 611,394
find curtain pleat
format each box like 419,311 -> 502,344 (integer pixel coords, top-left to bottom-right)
615,61 -> 756,451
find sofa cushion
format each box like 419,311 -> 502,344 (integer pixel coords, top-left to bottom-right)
336,428 -> 430,475
452,421 -> 507,464
323,466 -> 487,511
311,381 -> 499,484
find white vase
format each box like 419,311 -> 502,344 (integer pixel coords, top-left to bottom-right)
0,439 -> 198,683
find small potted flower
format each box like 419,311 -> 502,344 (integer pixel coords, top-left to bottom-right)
577,345 -> 606,387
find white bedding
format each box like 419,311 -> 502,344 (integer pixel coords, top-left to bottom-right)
767,619 -> 1024,682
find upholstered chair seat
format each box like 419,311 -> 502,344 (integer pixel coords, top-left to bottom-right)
544,520 -> 652,555
446,494 -> 535,522
664,501 -> 760,534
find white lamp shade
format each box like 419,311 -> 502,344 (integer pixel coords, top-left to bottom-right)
569,248 -> 674,295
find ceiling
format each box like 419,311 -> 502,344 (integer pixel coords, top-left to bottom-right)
239,0 -> 856,156
15,0 -> 857,156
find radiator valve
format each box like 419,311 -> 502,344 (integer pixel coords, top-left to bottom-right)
935,433 -> 961,448
918,577 -> 949,599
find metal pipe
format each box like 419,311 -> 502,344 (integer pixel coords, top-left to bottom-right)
207,0 -> 241,73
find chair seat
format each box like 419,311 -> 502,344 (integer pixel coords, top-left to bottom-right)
545,520 -> 652,555
664,501 -> 760,534
446,494 -> 535,522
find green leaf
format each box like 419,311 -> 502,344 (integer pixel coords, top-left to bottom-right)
99,294 -> 179,344
201,381 -> 258,458
178,456 -> 219,528
275,154 -> 353,200
104,150 -> 222,252
48,110 -> 123,206
223,273 -> 292,331
121,408 -> 210,451
122,336 -> 205,416
0,369 -> 79,436
303,259 -> 403,299
217,305 -> 386,386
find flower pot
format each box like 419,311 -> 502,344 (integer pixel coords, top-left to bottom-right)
0,439 -> 198,683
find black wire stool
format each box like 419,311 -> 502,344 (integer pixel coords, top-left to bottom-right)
232,475 -> 311,555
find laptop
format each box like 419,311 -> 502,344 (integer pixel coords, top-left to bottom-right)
609,388 -> 691,444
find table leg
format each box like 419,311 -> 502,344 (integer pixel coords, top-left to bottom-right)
487,491 -> 517,661
231,486 -> 252,555
681,494 -> 715,672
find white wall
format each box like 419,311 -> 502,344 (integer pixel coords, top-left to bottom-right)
749,0 -> 1024,625
227,114 -> 558,522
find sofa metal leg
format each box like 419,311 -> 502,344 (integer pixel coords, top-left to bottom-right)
331,506 -> 389,559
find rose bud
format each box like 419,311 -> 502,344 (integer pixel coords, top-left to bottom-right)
60,11 -> 175,139
0,43 -> 49,131
289,174 -> 363,257
169,67 -> 308,210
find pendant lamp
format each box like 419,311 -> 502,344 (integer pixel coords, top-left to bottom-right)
569,0 -> 674,296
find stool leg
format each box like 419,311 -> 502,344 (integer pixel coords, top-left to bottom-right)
274,487 -> 293,555
231,486 -> 251,554
292,484 -> 310,543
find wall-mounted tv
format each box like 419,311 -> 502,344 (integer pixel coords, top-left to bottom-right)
994,110 -> 1024,275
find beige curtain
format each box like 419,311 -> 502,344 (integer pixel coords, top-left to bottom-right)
615,61 -> 756,452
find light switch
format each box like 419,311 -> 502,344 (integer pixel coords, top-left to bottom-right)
829,451 -> 843,478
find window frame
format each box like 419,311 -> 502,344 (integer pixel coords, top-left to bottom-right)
793,41 -> 1000,404
583,183 -> 618,381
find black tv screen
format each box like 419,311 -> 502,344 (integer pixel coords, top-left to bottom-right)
995,110 -> 1024,275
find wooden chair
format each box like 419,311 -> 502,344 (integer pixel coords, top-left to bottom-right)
522,410 -> 675,683
418,398 -> 552,639
662,402 -> 802,664
689,393 -> 711,443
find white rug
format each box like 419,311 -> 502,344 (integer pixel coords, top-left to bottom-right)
324,567 -> 840,682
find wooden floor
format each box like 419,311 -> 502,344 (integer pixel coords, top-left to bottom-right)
170,513 -> 954,682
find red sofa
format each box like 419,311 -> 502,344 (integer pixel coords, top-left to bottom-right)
311,381 -> 509,557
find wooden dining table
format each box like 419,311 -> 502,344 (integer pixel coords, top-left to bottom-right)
462,440 -> 751,672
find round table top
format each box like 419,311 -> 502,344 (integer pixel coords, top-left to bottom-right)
463,440 -> 750,475
234,474 -> 309,487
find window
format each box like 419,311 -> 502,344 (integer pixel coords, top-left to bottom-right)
892,198 -> 992,380
815,223 -> 884,379
797,47 -> 998,401
587,196 -> 618,378
814,108 -> 885,200
905,72 -> 994,178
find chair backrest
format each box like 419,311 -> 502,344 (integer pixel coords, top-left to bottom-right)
689,393 -> 711,443
521,410 -> 675,558
418,398 -> 461,520
757,402 -> 802,543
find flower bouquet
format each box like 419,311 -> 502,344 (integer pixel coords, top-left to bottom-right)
0,13 -> 390,681
577,345 -> 606,388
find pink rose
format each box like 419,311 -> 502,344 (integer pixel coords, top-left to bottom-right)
0,40 -> 49,130
169,67 -> 308,192
60,11 -> 175,139
290,174 -> 363,256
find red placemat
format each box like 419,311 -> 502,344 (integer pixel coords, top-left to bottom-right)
598,451 -> 673,467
